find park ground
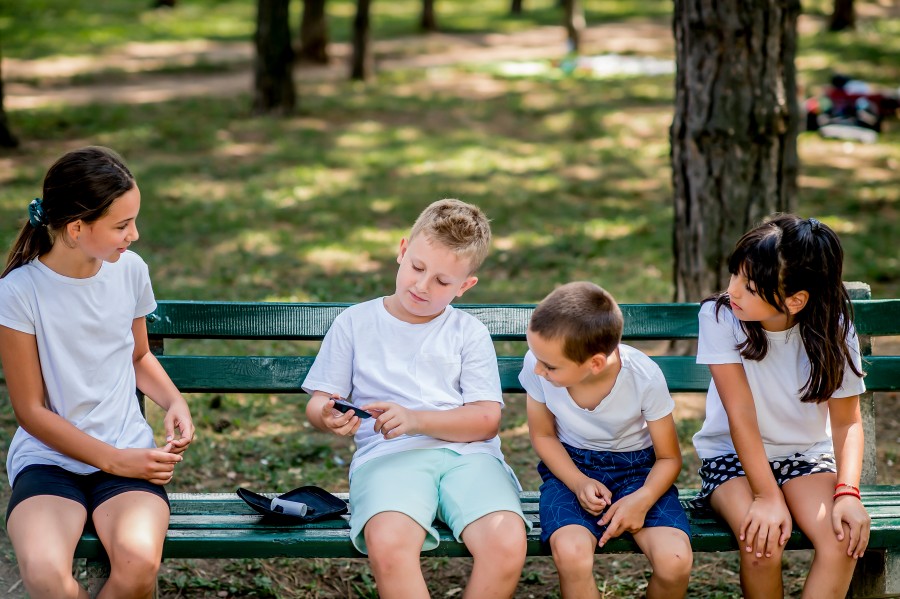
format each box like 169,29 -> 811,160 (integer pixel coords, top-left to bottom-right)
1,1 -> 899,597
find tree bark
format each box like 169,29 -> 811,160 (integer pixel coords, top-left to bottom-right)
421,0 -> 437,32
671,0 -> 800,302
299,0 -> 329,64
562,0 -> 585,53
829,0 -> 855,31
350,0 -> 373,81
253,0 -> 295,115
510,0 -> 523,15
0,45 -> 19,149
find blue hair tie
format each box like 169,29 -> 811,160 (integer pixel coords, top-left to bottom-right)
807,217 -> 821,232
28,198 -> 46,228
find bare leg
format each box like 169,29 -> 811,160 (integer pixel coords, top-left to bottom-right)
710,477 -> 785,599
364,511 -> 430,599
632,526 -> 692,599
92,491 -> 169,599
782,473 -> 857,599
460,510 -> 526,599
548,524 -> 600,599
6,496 -> 90,599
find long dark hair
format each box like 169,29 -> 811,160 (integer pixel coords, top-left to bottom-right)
3,146 -> 134,278
706,213 -> 863,403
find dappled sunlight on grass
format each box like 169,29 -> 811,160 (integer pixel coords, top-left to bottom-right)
304,247 -> 382,275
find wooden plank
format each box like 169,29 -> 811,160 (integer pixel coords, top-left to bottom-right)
146,300 -> 900,341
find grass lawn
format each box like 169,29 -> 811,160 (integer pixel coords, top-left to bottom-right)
0,0 -> 898,597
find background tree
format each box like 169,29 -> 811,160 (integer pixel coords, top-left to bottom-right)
350,0 -> 373,80
562,0 -> 584,53
0,44 -> 19,149
829,0 -> 855,31
510,0 -> 523,15
671,0 -> 801,302
421,0 -> 437,32
253,0 -> 295,114
299,0 -> 329,64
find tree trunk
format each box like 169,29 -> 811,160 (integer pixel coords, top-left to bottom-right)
829,0 -> 855,31
562,0 -> 584,53
671,0 -> 800,302
350,0 -> 373,81
253,0 -> 295,115
0,45 -> 19,149
510,0 -> 523,15
421,0 -> 437,32
299,0 -> 329,64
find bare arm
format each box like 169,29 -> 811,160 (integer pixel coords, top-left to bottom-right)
0,325 -> 181,483
363,399 -> 501,443
710,362 -> 791,558
829,394 -> 870,557
132,317 -> 194,451
527,396 -> 610,515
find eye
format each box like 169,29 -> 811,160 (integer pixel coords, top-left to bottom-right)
436,279 -> 450,286
412,265 -> 424,272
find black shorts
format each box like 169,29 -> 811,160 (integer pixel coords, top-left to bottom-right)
7,464 -> 170,523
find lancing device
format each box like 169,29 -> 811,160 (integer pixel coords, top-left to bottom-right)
271,497 -> 308,517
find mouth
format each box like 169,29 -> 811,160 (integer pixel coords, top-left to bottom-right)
409,291 -> 426,303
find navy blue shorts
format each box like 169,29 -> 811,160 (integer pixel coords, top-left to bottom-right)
537,444 -> 691,544
6,464 -> 170,523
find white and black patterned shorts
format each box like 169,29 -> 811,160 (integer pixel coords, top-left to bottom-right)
688,452 -> 836,511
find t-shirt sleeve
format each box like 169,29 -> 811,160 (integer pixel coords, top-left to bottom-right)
459,324 -> 503,404
0,277 -> 35,335
517,351 -> 547,403
641,363 -> 675,422
134,258 -> 157,318
696,301 -> 742,365
301,312 -> 354,398
833,324 -> 867,398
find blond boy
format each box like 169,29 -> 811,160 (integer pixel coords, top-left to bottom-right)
303,199 -> 529,599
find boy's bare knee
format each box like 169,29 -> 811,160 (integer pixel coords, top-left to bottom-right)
651,550 -> 693,586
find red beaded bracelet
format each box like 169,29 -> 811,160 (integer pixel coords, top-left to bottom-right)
835,482 -> 860,493
833,490 -> 862,501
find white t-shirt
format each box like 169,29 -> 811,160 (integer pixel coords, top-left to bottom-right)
0,251 -> 159,485
518,345 -> 675,452
692,301 -> 866,460
302,298 -> 516,482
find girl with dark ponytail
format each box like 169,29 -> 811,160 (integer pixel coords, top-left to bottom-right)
0,146 -> 194,599
690,214 -> 868,599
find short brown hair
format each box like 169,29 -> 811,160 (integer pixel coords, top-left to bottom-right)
408,199 -> 491,274
529,282 -> 623,363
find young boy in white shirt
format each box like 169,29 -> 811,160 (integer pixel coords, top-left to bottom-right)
303,199 -> 529,599
520,282 -> 692,599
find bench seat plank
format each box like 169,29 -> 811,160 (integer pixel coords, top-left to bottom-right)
74,486 -> 900,560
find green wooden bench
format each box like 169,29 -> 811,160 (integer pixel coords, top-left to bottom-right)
74,284 -> 900,597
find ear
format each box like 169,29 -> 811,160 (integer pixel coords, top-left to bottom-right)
396,238 -> 408,265
66,220 -> 84,242
587,352 -> 608,374
455,276 -> 478,298
785,290 -> 809,315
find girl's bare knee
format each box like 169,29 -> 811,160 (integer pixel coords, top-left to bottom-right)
18,555 -> 80,598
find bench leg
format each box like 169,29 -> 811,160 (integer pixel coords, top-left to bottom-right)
81,559 -> 159,599
848,550 -> 899,598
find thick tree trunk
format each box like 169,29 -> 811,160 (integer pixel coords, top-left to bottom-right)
299,0 -> 329,64
350,0 -> 373,81
829,0 -> 855,31
253,0 -> 295,115
421,0 -> 437,32
0,47 -> 19,149
562,0 -> 584,53
510,0 -> 523,15
671,0 -> 800,302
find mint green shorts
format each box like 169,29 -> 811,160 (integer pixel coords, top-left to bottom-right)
348,448 -> 529,554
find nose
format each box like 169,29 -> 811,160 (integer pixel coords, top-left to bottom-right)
726,275 -> 739,298
533,362 -> 545,377
127,222 -> 139,242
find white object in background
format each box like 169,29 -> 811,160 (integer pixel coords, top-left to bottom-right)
271,497 -> 308,517
818,124 -> 878,144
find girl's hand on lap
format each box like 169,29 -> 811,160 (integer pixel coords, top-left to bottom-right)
164,398 -> 195,454
832,496 -> 871,558
741,495 -> 792,559
110,447 -> 183,485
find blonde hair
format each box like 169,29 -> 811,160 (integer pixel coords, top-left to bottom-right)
408,199 -> 492,273
529,282 -> 623,363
